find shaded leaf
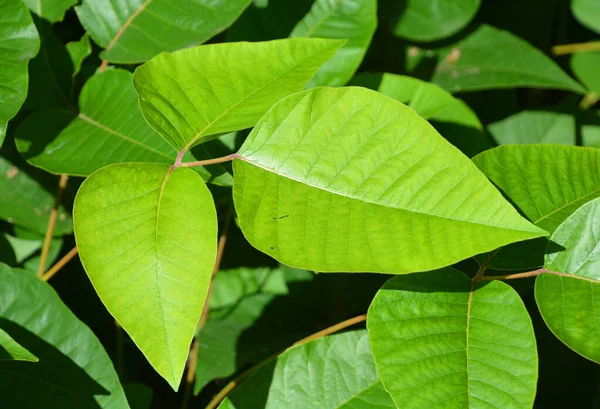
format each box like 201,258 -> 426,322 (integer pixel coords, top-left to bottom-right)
0,327 -> 38,362
0,0 -> 39,145
582,110 -> 600,148
571,51 -> 600,94
74,163 -> 217,390
67,34 -> 92,79
394,0 -> 480,42
536,197 -> 600,363
133,38 -> 344,151
75,0 -> 250,63
219,331 -> 395,409
124,383 -> 153,409
488,110 -> 575,145
23,0 -> 77,22
233,87 -> 546,274
432,25 -> 585,94
290,0 -> 377,87
0,264 -> 130,407
572,0 -> 600,34
368,268 -> 538,409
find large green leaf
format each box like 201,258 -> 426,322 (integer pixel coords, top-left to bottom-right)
393,0 -> 480,42
488,110 -> 575,145
432,25 -> 585,94
0,0 -> 39,145
23,0 -> 77,22
290,0 -> 377,87
133,38 -> 343,151
0,264 -> 130,408
571,51 -> 600,95
219,330 -> 396,409
15,69 -> 232,185
73,163 -> 217,390
0,155 -> 72,236
233,87 -> 546,274
0,327 -> 38,362
351,73 -> 490,157
368,268 -> 538,409
572,0 -> 600,34
536,198 -> 600,363
473,145 -> 600,233
75,0 -> 250,63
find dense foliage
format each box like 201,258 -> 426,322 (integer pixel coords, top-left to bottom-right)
1,0 -> 600,408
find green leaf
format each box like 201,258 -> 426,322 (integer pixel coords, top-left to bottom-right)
432,25 -> 586,94
571,51 -> 600,95
488,110 -> 575,145
133,38 -> 344,151
368,268 -> 538,409
536,197 -> 600,363
233,87 -> 546,274
572,0 -> 600,34
290,0 -> 377,87
219,330 -> 396,409
1,233 -> 43,265
393,0 -> 480,42
582,110 -> 600,148
0,327 -> 38,362
22,0 -> 77,22
75,0 -> 250,63
0,155 -> 72,236
67,34 -> 92,79
15,69 -> 232,185
473,145 -> 600,232
351,73 -> 490,157
0,0 -> 39,145
0,264 -> 130,408
73,163 -> 217,390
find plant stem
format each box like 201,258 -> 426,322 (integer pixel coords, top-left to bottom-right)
580,92 -> 599,110
204,314 -> 367,409
38,174 -> 69,278
478,269 -> 546,281
41,246 -> 78,282
179,154 -> 237,168
553,40 -> 600,55
472,248 -> 500,282
99,59 -> 109,72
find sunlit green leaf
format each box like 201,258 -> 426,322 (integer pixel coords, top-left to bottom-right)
219,330 -> 395,409
22,0 -> 77,22
75,0 -> 250,63
290,0 -> 376,87
368,268 -> 538,409
74,163 -> 217,390
0,327 -> 38,362
133,38 -> 343,151
233,87 -> 546,274
0,264 -> 130,407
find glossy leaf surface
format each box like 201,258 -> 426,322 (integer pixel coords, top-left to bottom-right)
219,330 -> 395,409
536,198 -> 600,363
67,34 -> 92,78
368,268 -> 538,409
432,25 -> 585,94
74,163 -> 217,390
0,327 -> 38,362
0,264 -> 130,407
233,87 -> 546,274
75,0 -> 250,63
394,0 -> 480,41
0,0 -> 39,145
133,38 -> 343,151
290,0 -> 376,87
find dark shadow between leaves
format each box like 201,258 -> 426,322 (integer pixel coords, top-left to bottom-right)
0,319 -> 108,408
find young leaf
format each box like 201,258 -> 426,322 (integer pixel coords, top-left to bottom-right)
290,0 -> 377,87
0,155 -> 72,236
488,110 -> 575,145
15,69 -> 232,185
22,0 -> 77,22
0,264 -> 130,408
73,163 -> 217,390
351,73 -> 490,157
473,145 -> 600,232
393,0 -> 480,42
233,87 -> 546,274
219,330 -> 396,409
133,38 -> 344,151
367,268 -> 538,409
75,0 -> 250,63
0,327 -> 38,362
0,0 -> 39,146
432,25 -> 586,94
66,34 -> 92,79
571,0 -> 600,34
571,52 -> 600,95
536,197 -> 600,363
